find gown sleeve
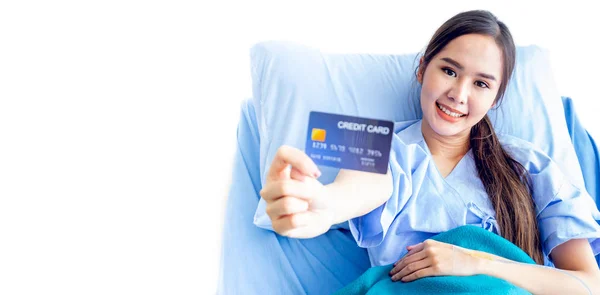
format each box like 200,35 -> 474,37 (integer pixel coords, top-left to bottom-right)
505,138 -> 600,263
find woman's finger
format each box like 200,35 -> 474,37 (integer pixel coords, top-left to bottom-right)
272,211 -> 313,236
266,145 -> 321,182
392,257 -> 432,282
266,196 -> 309,219
408,242 -> 425,251
396,242 -> 425,264
260,179 -> 316,202
398,267 -> 436,282
290,167 -> 308,182
390,250 -> 428,276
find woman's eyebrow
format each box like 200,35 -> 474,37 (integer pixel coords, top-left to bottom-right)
440,57 -> 497,81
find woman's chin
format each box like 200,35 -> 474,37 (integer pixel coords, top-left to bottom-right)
433,127 -> 461,137
429,119 -> 468,137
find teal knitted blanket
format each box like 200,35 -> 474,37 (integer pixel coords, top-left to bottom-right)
333,225 -> 535,295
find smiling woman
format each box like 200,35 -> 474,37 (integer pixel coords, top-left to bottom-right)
252,9 -> 600,295
413,15 -> 545,264
212,4 -> 600,295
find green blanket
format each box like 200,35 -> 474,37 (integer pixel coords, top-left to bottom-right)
333,225 -> 535,295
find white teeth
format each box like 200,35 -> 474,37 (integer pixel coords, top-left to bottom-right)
437,103 -> 464,118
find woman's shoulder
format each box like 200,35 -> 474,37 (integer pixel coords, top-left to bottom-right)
496,133 -> 554,169
496,133 -> 539,151
388,119 -> 430,172
393,119 -> 424,145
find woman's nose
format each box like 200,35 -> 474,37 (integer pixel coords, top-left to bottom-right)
448,80 -> 469,104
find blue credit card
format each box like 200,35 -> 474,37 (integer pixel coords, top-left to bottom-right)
305,111 -> 394,174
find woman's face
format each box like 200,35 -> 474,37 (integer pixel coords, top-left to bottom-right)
419,34 -> 503,138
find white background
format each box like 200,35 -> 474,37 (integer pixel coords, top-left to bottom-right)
1,1 -> 598,294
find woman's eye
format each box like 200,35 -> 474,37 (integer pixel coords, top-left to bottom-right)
442,68 -> 456,77
475,81 -> 489,88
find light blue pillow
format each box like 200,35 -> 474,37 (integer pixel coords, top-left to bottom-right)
250,41 -> 585,190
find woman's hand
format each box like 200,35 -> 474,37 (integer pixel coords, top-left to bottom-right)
389,239 -> 485,282
259,145 -> 336,239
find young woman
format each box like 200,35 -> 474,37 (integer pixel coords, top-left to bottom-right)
257,10 -> 600,294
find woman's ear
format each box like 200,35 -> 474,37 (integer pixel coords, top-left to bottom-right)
417,56 -> 425,84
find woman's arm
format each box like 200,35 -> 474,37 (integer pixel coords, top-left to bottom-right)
479,239 -> 600,295
391,239 -> 599,295
326,168 -> 393,224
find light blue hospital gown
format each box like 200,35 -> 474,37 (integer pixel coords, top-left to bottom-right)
350,120 -> 600,267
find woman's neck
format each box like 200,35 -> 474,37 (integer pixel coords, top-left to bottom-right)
421,119 -> 470,160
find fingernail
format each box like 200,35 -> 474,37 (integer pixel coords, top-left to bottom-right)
314,170 -> 321,178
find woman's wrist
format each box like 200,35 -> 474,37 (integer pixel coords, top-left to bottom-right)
322,183 -> 345,225
466,250 -> 497,276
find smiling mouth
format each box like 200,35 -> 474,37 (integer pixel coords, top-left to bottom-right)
436,102 -> 466,118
